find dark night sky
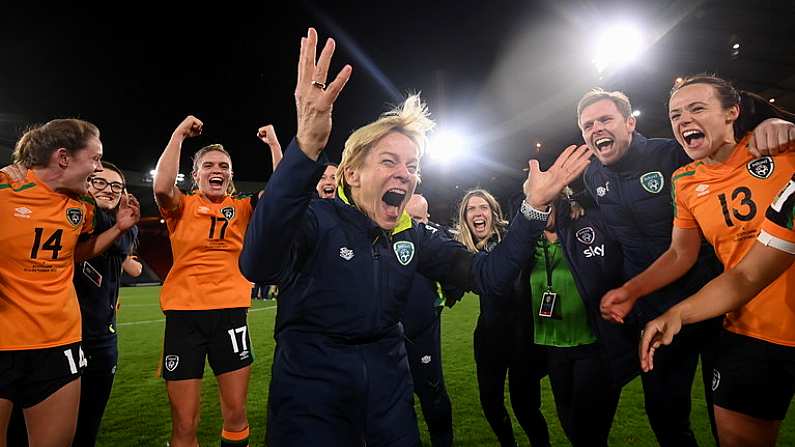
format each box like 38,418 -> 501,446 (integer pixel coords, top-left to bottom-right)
2,1 -> 793,221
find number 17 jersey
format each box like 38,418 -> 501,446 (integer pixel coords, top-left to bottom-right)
672,136 -> 795,346
0,170 -> 95,350
159,192 -> 255,311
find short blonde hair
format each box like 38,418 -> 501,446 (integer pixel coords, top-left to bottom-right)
455,189 -> 508,253
338,94 -> 435,189
576,88 -> 632,125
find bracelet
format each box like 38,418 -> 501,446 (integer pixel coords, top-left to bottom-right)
520,200 -> 551,222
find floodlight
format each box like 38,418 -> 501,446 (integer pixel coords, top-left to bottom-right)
592,24 -> 645,73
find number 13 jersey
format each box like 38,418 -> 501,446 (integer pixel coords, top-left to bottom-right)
159,192 -> 255,311
0,170 -> 95,350
672,135 -> 795,346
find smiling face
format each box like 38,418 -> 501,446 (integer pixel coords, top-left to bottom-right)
465,195 -> 494,242
316,165 -> 338,199
345,132 -> 419,230
193,149 -> 232,201
88,168 -> 124,209
62,136 -> 104,194
579,99 -> 636,166
669,83 -> 739,161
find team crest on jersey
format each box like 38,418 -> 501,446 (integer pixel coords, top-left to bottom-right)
393,241 -> 415,266
747,156 -> 774,180
66,207 -> 84,226
165,355 -> 179,372
575,227 -> 596,245
221,206 -> 236,220
640,171 -> 664,194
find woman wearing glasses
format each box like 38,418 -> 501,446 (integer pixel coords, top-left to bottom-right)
72,162 -> 141,446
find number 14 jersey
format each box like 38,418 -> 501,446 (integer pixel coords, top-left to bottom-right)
0,170 -> 95,350
672,135 -> 795,346
159,192 -> 255,311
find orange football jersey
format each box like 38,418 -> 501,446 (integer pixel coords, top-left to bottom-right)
159,192 -> 255,310
672,136 -> 795,346
0,170 -> 95,350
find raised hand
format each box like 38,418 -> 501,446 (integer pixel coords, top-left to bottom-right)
257,124 -> 283,170
115,193 -> 141,231
173,115 -> 203,141
294,27 -> 352,160
523,144 -> 591,209
640,310 -> 684,372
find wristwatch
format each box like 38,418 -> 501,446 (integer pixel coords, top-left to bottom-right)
520,200 -> 551,222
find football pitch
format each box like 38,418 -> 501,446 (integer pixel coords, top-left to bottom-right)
98,286 -> 794,446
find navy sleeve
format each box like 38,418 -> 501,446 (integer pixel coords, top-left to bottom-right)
582,162 -> 598,206
418,211 -> 546,296
239,139 -> 324,283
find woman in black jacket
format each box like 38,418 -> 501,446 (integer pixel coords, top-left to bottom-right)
456,189 -> 550,447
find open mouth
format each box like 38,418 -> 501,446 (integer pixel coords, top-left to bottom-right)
473,218 -> 487,233
594,137 -> 614,152
682,129 -> 705,148
320,185 -> 335,197
208,176 -> 225,187
381,188 -> 407,220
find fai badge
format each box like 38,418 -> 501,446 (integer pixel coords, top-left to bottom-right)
393,241 -> 415,266
165,355 -> 179,372
640,171 -> 664,194
747,157 -> 774,180
220,206 -> 236,220
66,207 -> 84,226
575,227 -> 596,245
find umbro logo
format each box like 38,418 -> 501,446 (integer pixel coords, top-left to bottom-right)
695,184 -> 710,197
14,207 -> 32,218
421,355 -> 432,364
339,247 -> 354,261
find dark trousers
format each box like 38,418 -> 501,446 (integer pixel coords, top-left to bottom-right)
266,328 -> 420,447
474,318 -> 549,447
405,315 -> 453,447
640,319 -> 720,447
546,343 -> 620,447
74,344 -> 118,447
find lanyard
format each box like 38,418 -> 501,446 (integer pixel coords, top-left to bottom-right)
541,237 -> 554,292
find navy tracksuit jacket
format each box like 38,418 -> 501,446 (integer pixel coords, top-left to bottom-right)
239,140 -> 546,446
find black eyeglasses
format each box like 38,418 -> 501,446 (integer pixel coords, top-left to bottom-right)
89,177 -> 125,193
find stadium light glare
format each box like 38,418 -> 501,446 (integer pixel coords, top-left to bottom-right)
632,110 -> 641,117
149,169 -> 157,177
591,23 -> 645,74
769,98 -> 776,103
427,129 -> 468,164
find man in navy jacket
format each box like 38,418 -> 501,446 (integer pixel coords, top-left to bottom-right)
577,88 -> 794,446
238,28 -> 592,446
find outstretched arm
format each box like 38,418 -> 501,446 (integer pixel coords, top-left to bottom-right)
601,226 -> 701,324
640,241 -> 793,371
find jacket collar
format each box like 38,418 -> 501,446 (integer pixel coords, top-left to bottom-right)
605,132 -> 649,173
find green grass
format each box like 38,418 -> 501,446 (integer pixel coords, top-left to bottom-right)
99,287 -> 794,446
